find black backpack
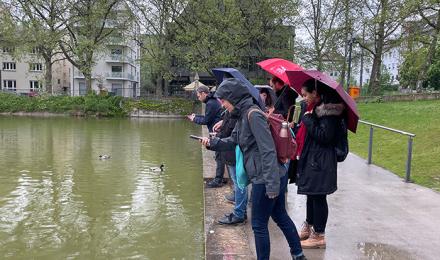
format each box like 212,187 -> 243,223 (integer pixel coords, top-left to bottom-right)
335,118 -> 349,162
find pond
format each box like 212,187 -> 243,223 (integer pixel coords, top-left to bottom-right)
0,116 -> 204,259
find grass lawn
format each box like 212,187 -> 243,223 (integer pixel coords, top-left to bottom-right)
349,100 -> 440,191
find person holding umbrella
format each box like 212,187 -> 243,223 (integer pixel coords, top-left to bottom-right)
200,78 -> 307,260
270,76 -> 298,122
295,79 -> 346,249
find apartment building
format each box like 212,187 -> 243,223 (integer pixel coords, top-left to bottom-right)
0,47 -> 45,95
71,36 -> 140,97
71,4 -> 141,98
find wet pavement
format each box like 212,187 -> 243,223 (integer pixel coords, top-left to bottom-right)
249,153 -> 440,260
202,130 -> 440,259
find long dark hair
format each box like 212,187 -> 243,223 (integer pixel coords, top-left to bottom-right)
260,88 -> 274,108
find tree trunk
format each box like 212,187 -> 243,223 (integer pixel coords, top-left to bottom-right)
44,58 -> 53,95
368,0 -> 387,95
340,0 -> 351,88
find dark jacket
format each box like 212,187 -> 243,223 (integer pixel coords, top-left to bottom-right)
193,92 -> 222,132
274,85 -> 298,121
209,79 -> 282,196
297,102 -> 344,195
217,110 -> 237,165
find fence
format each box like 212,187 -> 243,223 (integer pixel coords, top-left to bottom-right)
359,120 -> 416,182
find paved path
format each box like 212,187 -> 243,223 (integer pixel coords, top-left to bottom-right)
203,138 -> 440,259
252,153 -> 440,260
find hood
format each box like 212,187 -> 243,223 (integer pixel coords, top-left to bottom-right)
315,103 -> 345,118
204,92 -> 216,103
215,78 -> 252,106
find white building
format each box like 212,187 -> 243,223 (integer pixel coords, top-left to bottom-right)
0,47 -> 45,95
71,4 -> 141,98
71,36 -> 141,97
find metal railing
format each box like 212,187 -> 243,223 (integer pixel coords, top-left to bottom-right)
359,120 -> 416,182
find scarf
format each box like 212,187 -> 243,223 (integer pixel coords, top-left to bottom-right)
295,102 -> 317,158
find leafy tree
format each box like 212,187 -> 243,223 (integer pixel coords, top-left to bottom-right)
356,0 -> 408,95
59,0 -> 132,92
6,0 -> 68,94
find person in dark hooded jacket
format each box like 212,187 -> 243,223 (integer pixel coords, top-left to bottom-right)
295,79 -> 345,250
188,85 -> 224,187
200,78 -> 306,260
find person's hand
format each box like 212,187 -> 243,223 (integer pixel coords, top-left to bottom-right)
213,120 -> 223,132
200,137 -> 210,147
266,192 -> 278,199
187,113 -> 195,121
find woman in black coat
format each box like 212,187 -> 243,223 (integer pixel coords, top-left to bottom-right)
295,79 -> 345,249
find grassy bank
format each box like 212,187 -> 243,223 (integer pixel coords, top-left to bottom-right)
349,100 -> 440,191
0,93 -> 195,116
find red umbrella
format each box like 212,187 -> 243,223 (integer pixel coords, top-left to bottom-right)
285,70 -> 359,133
257,58 -> 304,86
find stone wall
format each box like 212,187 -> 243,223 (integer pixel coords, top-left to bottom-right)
356,92 -> 440,103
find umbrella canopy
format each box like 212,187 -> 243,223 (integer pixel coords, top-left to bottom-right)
285,70 -> 359,133
183,80 -> 207,91
257,58 -> 304,86
211,68 -> 264,109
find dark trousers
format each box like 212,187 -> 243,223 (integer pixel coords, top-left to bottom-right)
214,151 -> 225,180
306,195 -> 328,233
251,174 -> 302,260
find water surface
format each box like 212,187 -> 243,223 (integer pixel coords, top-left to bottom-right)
0,116 -> 204,259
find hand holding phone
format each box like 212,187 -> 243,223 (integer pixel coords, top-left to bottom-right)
189,135 -> 203,140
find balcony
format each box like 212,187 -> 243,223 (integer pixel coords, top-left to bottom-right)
107,37 -> 128,46
106,72 -> 136,81
105,54 -> 135,64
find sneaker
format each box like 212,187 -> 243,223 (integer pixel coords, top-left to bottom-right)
218,213 -> 245,225
301,227 -> 326,249
207,179 -> 223,188
224,193 -> 235,204
299,221 -> 311,241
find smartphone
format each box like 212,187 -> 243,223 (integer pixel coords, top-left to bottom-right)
189,135 -> 204,140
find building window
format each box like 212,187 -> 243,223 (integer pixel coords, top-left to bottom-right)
2,47 -> 14,53
29,63 -> 43,71
58,79 -> 61,84
391,75 -> 394,81
111,48 -> 122,55
3,80 -> 17,91
30,80 -> 42,91
112,66 -> 122,72
3,62 -> 16,71
31,47 -> 41,54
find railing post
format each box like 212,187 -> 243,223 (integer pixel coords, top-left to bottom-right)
405,136 -> 414,182
368,126 -> 373,164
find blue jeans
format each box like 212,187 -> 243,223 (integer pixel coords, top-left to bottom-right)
228,165 -> 248,219
251,173 -> 302,260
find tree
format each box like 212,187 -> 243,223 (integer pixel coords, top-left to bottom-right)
7,0 -> 68,94
356,0 -> 407,95
59,0 -> 131,92
127,0 -> 183,96
296,0 -> 344,70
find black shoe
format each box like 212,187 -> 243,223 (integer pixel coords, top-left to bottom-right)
207,179 -> 223,188
224,193 -> 235,204
218,213 -> 245,225
292,254 -> 307,260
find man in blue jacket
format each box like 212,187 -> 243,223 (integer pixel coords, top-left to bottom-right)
187,85 -> 224,187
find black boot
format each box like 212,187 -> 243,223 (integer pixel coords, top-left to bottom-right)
218,213 -> 245,225
207,178 -> 223,188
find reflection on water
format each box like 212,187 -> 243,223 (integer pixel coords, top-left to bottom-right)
0,117 -> 204,259
358,242 -> 414,260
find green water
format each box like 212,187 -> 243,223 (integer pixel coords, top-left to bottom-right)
0,117 -> 204,259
